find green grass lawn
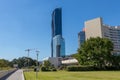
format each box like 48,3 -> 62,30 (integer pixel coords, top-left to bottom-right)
24,71 -> 120,80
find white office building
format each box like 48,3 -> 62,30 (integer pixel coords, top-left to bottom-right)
85,17 -> 120,55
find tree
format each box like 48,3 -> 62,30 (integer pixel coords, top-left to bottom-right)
42,60 -> 56,71
0,59 -> 9,67
43,60 -> 51,68
11,57 -> 36,68
74,37 -> 113,68
111,55 -> 120,69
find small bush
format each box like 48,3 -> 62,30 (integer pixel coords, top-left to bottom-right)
41,66 -> 57,72
41,66 -> 49,71
51,68 -> 57,71
34,68 -> 37,72
34,67 -> 39,72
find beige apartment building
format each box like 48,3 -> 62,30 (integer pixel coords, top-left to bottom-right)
85,17 -> 120,55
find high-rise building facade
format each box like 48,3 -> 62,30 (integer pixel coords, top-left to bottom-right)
85,17 -> 120,55
51,8 -> 65,57
52,8 -> 62,37
78,31 -> 85,48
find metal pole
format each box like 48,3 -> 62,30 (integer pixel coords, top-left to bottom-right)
25,49 -> 31,72
36,50 -> 39,80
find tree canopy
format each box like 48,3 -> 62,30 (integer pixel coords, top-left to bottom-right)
0,57 -> 37,69
0,59 -> 10,68
74,37 -> 114,68
11,57 -> 36,68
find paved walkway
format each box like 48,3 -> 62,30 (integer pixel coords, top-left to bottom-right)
6,69 -> 24,80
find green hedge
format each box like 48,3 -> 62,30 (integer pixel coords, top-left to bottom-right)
41,66 -> 57,71
66,66 -> 94,71
51,68 -> 57,71
66,65 -> 120,71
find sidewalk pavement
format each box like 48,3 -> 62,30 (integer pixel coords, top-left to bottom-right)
6,69 -> 24,80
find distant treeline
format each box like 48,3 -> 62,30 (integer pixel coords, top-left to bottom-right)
0,57 -> 37,69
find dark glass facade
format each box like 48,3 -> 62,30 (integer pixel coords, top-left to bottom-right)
52,8 -> 62,37
78,31 -> 85,48
51,8 -> 65,57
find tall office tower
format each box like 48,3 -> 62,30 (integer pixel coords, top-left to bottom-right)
51,8 -> 65,57
78,30 -> 85,48
85,17 -> 120,55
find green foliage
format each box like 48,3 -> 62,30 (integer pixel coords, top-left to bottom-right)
41,66 -> 47,71
41,60 -> 57,71
66,65 -> 120,71
51,68 -> 57,71
111,55 -> 120,69
43,60 -> 51,68
0,59 -> 10,68
72,53 -> 81,63
66,65 -> 94,71
11,57 -> 36,68
74,37 -> 114,68
41,66 -> 50,71
0,57 -> 39,69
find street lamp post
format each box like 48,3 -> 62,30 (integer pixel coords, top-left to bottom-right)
36,50 -> 39,80
25,49 -> 32,71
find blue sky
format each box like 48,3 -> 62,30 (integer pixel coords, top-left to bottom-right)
0,0 -> 120,61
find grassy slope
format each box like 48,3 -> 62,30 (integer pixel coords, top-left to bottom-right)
24,71 -> 120,80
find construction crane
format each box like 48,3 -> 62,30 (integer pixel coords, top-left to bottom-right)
25,49 -> 33,71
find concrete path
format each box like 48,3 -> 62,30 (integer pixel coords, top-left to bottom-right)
6,69 -> 24,80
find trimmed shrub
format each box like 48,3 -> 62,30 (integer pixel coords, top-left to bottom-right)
66,66 -> 94,71
105,66 -> 120,70
66,65 -> 120,71
51,68 -> 57,71
41,66 -> 50,71
34,67 -> 39,72
41,66 -> 57,71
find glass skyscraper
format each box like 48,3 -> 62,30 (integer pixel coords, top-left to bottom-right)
51,8 -> 65,57
51,8 -> 62,37
78,31 -> 85,48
